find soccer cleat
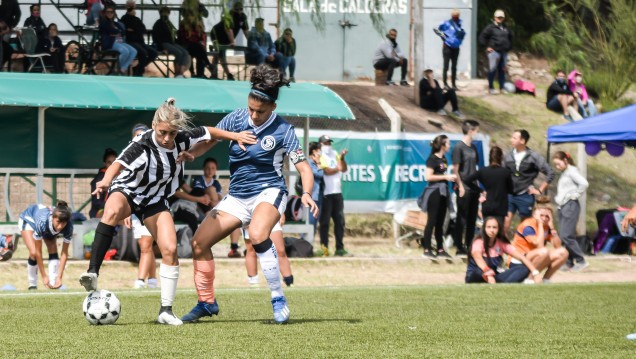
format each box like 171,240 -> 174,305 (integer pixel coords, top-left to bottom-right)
157,308 -> 183,326
28,286 -> 37,290
79,272 -> 98,291
271,296 -> 290,324
227,249 -> 242,258
181,300 -> 219,322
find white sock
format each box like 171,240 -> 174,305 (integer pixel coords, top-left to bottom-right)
248,274 -> 259,285
256,244 -> 284,298
27,263 -> 38,287
48,259 -> 60,284
147,277 -> 158,289
159,264 -> 179,307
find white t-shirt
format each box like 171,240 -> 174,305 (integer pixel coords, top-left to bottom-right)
320,146 -> 342,195
513,149 -> 526,171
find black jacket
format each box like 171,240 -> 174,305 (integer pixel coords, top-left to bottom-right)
503,148 -> 555,195
121,14 -> 147,44
479,22 -> 513,53
152,19 -> 175,50
546,79 -> 572,103
24,16 -> 47,40
0,0 -> 21,28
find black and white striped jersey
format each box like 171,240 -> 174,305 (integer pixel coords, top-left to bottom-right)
110,127 -> 211,207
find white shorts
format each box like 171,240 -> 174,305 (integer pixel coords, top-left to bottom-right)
131,215 -> 151,239
242,222 -> 283,240
214,187 -> 287,228
18,218 -> 34,233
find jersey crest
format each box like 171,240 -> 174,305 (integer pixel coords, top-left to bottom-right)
261,135 -> 276,151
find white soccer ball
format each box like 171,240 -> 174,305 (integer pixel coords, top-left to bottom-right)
83,289 -> 121,325
503,82 -> 517,93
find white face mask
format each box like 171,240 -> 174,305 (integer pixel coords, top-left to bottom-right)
575,75 -> 583,83
322,145 -> 332,152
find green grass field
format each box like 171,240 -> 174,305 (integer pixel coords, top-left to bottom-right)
3,284 -> 636,358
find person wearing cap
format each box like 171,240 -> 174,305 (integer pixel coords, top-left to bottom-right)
418,69 -> 463,118
567,69 -> 597,118
230,2 -> 249,41
372,28 -> 409,86
275,28 -> 296,82
479,9 -> 513,94
246,18 -> 283,71
318,135 -> 349,256
434,9 -> 466,90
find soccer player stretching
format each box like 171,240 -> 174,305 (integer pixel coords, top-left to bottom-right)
181,65 -> 319,324
79,98 -> 256,326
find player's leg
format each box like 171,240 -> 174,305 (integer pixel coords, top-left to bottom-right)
21,228 -> 41,289
44,238 -> 60,288
271,226 -> 293,286
243,231 -> 259,285
228,228 -> 242,258
182,208 -> 243,322
144,208 -> 182,325
80,192 -> 131,291
250,189 -> 289,323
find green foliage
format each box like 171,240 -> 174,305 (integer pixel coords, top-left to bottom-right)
529,0 -> 636,108
3,284 -> 636,357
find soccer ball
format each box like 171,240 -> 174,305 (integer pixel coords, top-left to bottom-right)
83,289 -> 121,325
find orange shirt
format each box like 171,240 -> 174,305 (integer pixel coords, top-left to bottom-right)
512,217 -> 553,255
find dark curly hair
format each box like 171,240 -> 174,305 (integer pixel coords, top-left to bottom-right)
249,65 -> 290,103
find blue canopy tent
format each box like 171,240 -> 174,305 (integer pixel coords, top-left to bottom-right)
547,104 -> 636,234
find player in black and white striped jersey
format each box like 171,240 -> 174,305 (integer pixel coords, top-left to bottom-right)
79,98 -> 256,326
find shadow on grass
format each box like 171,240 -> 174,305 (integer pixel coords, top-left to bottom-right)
153,318 -> 363,326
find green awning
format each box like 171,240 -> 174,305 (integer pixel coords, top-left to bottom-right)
0,73 -> 355,120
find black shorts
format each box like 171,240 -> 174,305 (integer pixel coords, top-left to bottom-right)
110,189 -> 170,222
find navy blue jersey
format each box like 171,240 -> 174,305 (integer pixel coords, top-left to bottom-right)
216,109 -> 305,198
111,127 -> 211,207
19,204 -> 74,243
191,175 -> 222,195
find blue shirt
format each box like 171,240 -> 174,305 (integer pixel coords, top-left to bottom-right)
216,109 -> 305,198
191,175 -> 222,195
309,159 -> 323,201
438,18 -> 466,48
19,204 -> 73,243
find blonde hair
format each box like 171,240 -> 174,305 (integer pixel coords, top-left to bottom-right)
535,195 -> 554,213
152,98 -> 191,130
451,9 -> 460,16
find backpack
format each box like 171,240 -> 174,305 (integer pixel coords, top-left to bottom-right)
284,237 -> 313,257
285,195 -> 305,221
514,79 -> 536,96
176,226 -> 193,258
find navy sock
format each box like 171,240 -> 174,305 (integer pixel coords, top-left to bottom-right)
49,253 -> 59,260
283,275 -> 294,286
88,222 -> 116,275
27,257 -> 37,266
230,242 -> 239,250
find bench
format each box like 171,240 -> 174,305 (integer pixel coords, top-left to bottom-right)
394,210 -> 427,248
375,69 -> 388,86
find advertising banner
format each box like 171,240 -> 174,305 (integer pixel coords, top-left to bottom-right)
296,130 -> 490,213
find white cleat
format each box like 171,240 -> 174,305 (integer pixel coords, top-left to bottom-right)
79,272 -> 98,291
158,310 -> 183,326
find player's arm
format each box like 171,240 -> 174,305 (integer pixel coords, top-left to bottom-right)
338,150 -> 348,172
92,162 -> 123,198
52,241 -> 70,288
295,160 -> 319,218
205,126 -> 256,151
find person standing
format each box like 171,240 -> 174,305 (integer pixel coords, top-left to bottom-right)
464,146 -> 513,226
307,141 -> 324,233
318,135 -> 349,256
552,151 -> 589,271
245,18 -> 283,71
451,120 -> 480,255
418,135 -> 457,259
479,9 -> 513,94
372,28 -> 409,86
503,129 -> 555,234
434,9 -> 466,90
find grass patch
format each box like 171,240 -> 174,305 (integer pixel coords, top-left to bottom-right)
2,284 -> 635,358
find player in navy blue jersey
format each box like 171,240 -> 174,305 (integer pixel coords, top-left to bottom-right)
181,65 -> 319,324
79,98 -> 256,326
19,202 -> 73,290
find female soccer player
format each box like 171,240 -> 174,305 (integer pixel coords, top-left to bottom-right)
19,201 -> 73,290
243,215 -> 294,287
79,98 -> 256,326
181,65 -> 318,324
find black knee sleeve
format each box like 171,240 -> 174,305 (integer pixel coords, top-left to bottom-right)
49,253 -> 59,260
28,258 -> 37,266
252,238 -> 273,254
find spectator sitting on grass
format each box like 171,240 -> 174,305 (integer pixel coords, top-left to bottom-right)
466,217 -> 541,284
546,69 -> 578,122
419,69 -> 463,118
568,70 -> 597,118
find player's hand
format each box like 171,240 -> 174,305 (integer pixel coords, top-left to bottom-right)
51,278 -> 62,289
92,180 -> 111,199
479,192 -> 487,203
177,150 -> 195,163
301,193 -> 319,218
486,47 -> 494,53
459,185 -> 466,198
482,269 -> 496,282
124,216 -> 132,229
446,174 -> 457,182
528,186 -> 541,196
198,196 -> 211,206
340,149 -> 348,157
487,276 -> 496,284
235,131 -> 257,151
42,275 -> 51,289
533,275 -> 542,284
279,213 -> 286,226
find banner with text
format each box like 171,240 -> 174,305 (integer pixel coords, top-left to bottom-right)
295,130 -> 489,213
